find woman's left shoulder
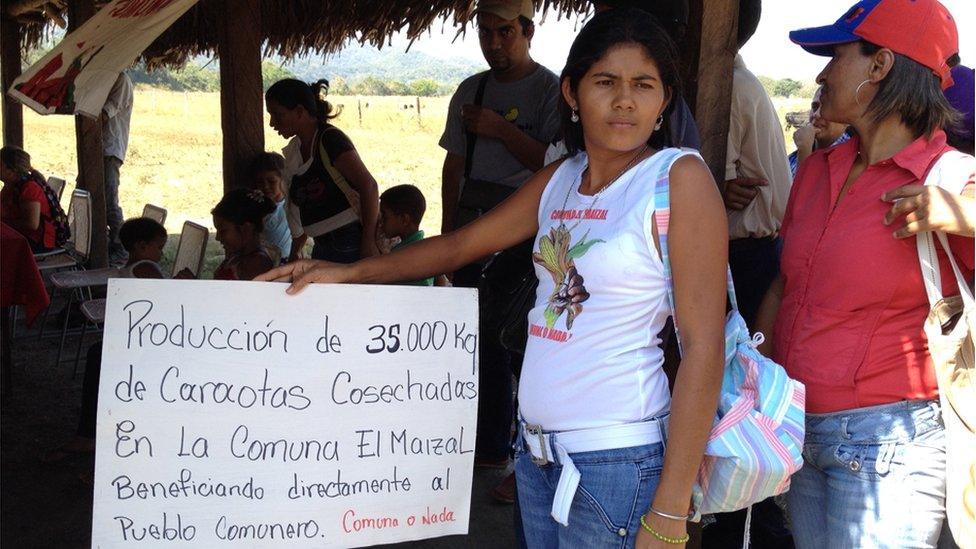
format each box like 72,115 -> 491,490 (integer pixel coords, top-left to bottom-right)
667,151 -> 713,190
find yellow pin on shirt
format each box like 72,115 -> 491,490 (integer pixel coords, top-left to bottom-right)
504,107 -> 519,122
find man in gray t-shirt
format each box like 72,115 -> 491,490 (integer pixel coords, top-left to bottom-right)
438,0 -> 560,236
437,0 -> 560,504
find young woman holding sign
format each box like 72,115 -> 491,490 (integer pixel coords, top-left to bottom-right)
259,9 -> 726,547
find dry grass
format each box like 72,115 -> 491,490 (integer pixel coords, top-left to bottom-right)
8,89 -> 450,275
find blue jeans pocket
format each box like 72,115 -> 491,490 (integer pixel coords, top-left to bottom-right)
569,448 -> 663,546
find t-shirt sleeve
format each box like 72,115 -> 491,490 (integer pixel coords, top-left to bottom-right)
438,84 -> 469,157
321,127 -> 355,160
537,75 -> 562,145
20,181 -> 49,216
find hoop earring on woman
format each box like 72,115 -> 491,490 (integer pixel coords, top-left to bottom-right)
854,79 -> 872,107
654,115 -> 663,131
571,109 -> 580,123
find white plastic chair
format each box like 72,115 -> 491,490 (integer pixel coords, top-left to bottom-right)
172,221 -> 209,278
142,204 -> 167,225
47,176 -> 66,201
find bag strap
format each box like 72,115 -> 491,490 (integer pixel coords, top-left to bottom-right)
317,126 -> 362,215
652,149 -> 740,349
463,72 -> 490,180
914,150 -> 975,308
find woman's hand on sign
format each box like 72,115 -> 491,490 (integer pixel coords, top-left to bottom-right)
255,259 -> 350,293
882,184 -> 976,238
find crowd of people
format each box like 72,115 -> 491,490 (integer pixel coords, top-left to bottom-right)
3,0 -> 975,547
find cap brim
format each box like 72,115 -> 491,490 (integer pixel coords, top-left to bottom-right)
789,25 -> 861,57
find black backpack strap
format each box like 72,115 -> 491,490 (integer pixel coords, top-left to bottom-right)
463,72 -> 490,180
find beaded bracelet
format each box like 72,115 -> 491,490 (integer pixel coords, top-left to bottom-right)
639,514 -> 690,545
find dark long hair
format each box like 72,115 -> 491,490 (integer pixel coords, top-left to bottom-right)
859,42 -> 960,139
212,188 -> 277,233
560,8 -> 682,155
0,146 -> 46,184
265,78 -> 341,125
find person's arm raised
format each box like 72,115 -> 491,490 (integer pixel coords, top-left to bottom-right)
637,155 -> 727,548
257,160 -> 562,294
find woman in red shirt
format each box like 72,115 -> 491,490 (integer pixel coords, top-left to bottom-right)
0,146 -> 56,252
754,1 -> 974,547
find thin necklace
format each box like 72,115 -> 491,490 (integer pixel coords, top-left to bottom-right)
558,145 -> 649,231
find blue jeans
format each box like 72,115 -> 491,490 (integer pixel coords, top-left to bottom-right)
311,223 -> 361,263
787,400 -> 947,549
515,441 -> 665,548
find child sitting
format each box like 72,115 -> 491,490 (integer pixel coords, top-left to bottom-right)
0,146 -> 57,252
248,152 -> 291,262
117,217 -> 167,279
42,216 -> 169,464
378,185 -> 447,286
212,188 -> 276,281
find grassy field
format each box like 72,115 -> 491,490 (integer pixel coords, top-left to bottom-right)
4,88 -> 810,274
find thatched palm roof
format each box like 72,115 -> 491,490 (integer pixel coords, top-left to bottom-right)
7,0 -> 587,67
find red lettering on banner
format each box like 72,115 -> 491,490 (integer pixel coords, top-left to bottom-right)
111,0 -> 178,18
420,506 -> 456,525
341,509 -> 400,533
550,209 -> 608,221
529,324 -> 570,342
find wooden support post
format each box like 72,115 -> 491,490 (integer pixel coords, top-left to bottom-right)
70,0 -> 108,269
216,0 -> 263,193
686,0 -> 738,186
1,14 -> 24,147
416,96 -> 421,128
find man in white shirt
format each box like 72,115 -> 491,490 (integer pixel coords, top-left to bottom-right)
103,71 -> 134,263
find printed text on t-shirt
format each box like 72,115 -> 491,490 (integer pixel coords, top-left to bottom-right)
549,209 -> 608,221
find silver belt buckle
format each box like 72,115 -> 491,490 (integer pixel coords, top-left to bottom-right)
524,423 -> 550,466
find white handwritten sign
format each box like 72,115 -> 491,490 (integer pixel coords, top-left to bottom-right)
92,279 -> 479,548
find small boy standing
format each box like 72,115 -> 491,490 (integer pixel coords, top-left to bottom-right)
378,184 -> 442,286
248,152 -> 291,262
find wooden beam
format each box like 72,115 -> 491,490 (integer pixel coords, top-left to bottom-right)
70,0 -> 108,269
691,0 -> 738,185
1,14 -> 24,147
216,0 -> 263,193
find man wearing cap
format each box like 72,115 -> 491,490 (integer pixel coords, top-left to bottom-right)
438,0 -> 561,502
753,0 -> 975,547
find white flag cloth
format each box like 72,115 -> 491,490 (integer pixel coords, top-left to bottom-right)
7,0 -> 198,117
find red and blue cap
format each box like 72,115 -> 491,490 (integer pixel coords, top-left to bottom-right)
789,0 -> 958,89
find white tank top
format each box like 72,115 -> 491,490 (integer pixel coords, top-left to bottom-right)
518,148 -> 701,431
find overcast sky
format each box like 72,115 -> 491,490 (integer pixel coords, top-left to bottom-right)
391,0 -> 975,81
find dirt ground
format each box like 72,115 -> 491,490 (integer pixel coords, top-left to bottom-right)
0,305 -> 517,549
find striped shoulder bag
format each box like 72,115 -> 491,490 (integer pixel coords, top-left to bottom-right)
650,148 -> 806,524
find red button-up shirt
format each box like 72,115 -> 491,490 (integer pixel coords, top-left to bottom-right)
775,130 -> 974,413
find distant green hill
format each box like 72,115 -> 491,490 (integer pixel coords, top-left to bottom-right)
117,46 -> 485,96
282,47 -> 484,96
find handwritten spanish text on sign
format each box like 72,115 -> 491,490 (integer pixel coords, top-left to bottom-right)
92,279 -> 479,548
